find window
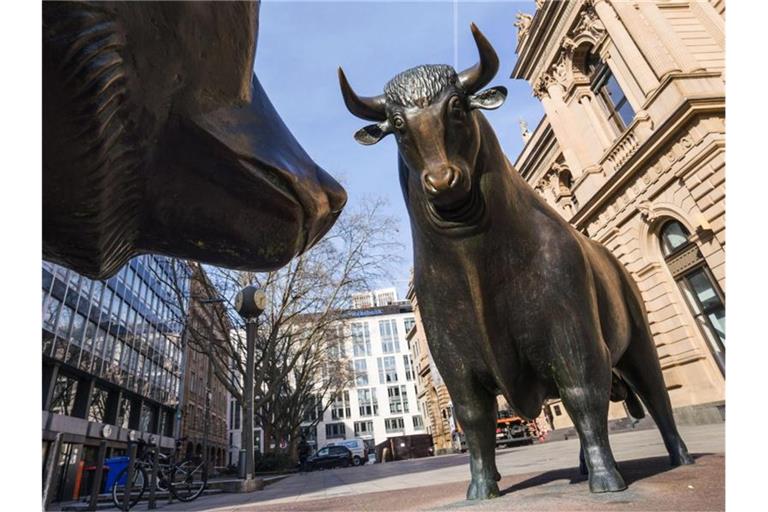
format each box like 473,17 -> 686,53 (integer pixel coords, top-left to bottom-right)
553,404 -> 562,416
354,359 -> 369,386
412,415 -> 425,430
659,220 -> 725,372
325,423 -> 346,439
43,296 -> 61,331
403,355 -> 414,381
88,385 -> 110,423
385,417 -> 405,433
592,64 -> 635,133
660,220 -> 692,256
354,421 -> 374,437
326,325 -> 346,360
302,395 -> 323,423
379,319 -> 400,353
331,391 -> 351,420
388,385 -> 409,414
49,373 -> 78,416
357,388 -> 378,417
140,402 -> 154,433
351,322 -> 372,357
377,356 -> 398,384
403,317 -> 416,334
117,397 -> 132,428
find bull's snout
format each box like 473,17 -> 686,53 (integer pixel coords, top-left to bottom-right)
422,166 -> 469,207
304,167 -> 348,249
423,166 -> 461,195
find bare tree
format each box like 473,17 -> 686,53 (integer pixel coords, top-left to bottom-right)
152,199 -> 401,465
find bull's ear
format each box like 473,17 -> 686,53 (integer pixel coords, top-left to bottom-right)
354,121 -> 391,146
468,86 -> 507,111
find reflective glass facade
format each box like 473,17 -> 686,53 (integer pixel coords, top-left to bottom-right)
42,256 -> 188,419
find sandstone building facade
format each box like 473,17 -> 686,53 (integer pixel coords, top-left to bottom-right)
180,263 -> 230,467
512,0 -> 725,428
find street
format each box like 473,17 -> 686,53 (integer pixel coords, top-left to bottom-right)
141,423 -> 724,511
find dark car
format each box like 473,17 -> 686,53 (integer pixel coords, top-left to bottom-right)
306,445 -> 354,471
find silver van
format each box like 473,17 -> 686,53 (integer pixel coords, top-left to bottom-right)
325,438 -> 368,466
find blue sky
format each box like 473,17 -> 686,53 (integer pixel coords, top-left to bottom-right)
255,0 -> 542,297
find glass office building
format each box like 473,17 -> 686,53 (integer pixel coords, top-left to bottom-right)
42,256 -> 189,503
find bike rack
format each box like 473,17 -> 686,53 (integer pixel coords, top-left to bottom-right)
122,442 -> 138,511
148,441 -> 160,510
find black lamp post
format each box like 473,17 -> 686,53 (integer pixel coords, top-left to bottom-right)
234,285 -> 266,480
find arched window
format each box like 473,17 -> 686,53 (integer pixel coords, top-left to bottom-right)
659,220 -> 725,373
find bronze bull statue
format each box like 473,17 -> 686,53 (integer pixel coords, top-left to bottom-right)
339,24 -> 693,500
43,1 -> 346,279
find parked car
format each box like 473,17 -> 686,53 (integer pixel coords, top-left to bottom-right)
306,445 -> 353,471
325,438 -> 369,466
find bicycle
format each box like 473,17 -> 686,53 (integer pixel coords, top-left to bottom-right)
111,437 -> 208,509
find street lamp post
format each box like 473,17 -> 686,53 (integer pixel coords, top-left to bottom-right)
234,285 -> 266,480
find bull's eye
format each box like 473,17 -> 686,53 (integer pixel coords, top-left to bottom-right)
393,115 -> 405,131
448,96 -> 464,117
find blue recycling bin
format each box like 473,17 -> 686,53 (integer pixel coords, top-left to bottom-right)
104,456 -> 131,491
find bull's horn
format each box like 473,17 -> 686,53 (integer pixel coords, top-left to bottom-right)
458,23 -> 500,94
338,67 -> 387,122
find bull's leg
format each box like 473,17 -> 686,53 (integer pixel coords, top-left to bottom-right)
447,377 -> 500,500
554,337 -> 626,493
578,444 -> 588,475
617,330 -> 694,466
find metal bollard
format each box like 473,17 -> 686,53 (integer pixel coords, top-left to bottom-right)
148,442 -> 159,510
88,441 -> 108,511
238,449 -> 246,479
42,433 -> 64,511
122,442 -> 137,512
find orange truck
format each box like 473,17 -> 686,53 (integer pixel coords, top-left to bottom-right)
453,410 -> 539,451
494,410 -> 539,447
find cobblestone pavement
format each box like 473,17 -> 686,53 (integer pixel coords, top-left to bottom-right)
139,423 -> 724,511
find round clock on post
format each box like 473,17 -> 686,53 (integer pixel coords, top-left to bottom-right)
235,285 -> 267,319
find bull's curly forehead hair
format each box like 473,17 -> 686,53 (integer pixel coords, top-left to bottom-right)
384,64 -> 460,108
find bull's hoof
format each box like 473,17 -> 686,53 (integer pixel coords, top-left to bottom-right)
670,448 -> 695,466
467,478 -> 500,500
588,468 -> 627,493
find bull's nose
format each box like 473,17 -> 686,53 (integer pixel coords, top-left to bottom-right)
318,168 -> 347,213
423,166 -> 460,195
303,167 -> 347,250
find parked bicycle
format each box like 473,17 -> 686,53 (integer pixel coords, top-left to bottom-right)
111,437 -> 208,509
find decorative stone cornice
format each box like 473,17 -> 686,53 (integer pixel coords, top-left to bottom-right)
514,12 -> 534,44
530,3 -> 606,99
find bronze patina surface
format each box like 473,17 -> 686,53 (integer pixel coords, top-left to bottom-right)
340,24 -> 693,500
43,1 -> 346,279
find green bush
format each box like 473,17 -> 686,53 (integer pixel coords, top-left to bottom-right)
253,452 -> 295,473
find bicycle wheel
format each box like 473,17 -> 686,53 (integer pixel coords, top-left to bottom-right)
169,459 -> 208,502
111,464 -> 147,510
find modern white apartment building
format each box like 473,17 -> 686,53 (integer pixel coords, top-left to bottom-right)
306,289 -> 423,454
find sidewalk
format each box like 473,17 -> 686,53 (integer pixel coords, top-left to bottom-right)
132,422 -> 724,511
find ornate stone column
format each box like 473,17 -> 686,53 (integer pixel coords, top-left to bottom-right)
611,1 -> 680,79
592,0 -> 658,96
577,91 -> 613,149
538,82 -> 587,178
634,1 -> 702,73
689,1 -> 725,48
